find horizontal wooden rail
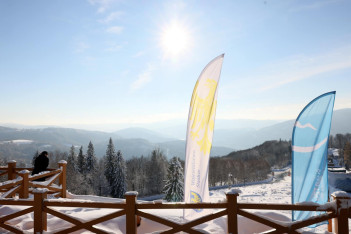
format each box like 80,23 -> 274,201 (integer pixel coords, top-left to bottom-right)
238,202 -> 335,211
0,181 -> 349,233
0,199 -> 34,206
15,168 -> 56,172
45,200 -> 126,209
137,202 -> 228,209
29,183 -> 61,192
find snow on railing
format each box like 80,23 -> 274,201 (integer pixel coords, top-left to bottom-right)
0,161 -> 67,199
0,188 -> 349,233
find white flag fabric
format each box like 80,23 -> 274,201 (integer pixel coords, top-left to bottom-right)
183,54 -> 224,220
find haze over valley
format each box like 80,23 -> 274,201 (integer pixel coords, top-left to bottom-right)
0,108 -> 349,162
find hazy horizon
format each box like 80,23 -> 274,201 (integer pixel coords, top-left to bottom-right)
2,107 -> 351,133
0,117 -> 284,132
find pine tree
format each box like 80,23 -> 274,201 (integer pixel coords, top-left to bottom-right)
66,146 -> 81,194
94,158 -> 110,196
163,157 -> 184,202
77,146 -> 86,174
104,138 -> 116,188
344,141 -> 351,170
103,138 -> 128,198
126,156 -> 149,196
67,145 -> 76,172
147,148 -> 168,195
86,141 -> 97,173
111,150 -> 127,198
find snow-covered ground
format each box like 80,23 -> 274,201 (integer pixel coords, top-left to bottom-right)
0,139 -> 33,144
0,173 -> 350,233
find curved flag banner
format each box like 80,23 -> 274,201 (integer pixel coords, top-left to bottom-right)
292,91 -> 336,223
183,54 -> 224,220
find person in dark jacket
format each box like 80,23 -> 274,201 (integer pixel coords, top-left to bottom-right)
32,151 -> 49,181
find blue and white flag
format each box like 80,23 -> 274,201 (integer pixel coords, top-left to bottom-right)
183,54 -> 224,220
292,91 -> 336,222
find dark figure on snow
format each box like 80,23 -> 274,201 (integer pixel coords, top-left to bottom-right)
32,151 -> 49,181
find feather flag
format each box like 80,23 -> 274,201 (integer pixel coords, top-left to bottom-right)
292,91 -> 336,222
183,54 -> 224,220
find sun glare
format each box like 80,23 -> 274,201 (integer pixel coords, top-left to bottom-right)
160,21 -> 190,58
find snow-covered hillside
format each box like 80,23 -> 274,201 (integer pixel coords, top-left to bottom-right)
0,173 -> 350,233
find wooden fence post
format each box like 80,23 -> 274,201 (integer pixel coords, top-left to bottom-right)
18,170 -> 30,199
7,160 -> 16,180
34,188 -> 48,233
125,191 -> 138,234
328,215 -> 333,232
333,193 -> 350,234
327,197 -> 333,232
226,189 -> 240,234
58,160 -> 67,198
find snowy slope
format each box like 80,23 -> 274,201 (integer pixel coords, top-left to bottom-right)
0,173 -> 350,233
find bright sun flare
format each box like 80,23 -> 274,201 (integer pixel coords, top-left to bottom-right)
161,21 -> 190,58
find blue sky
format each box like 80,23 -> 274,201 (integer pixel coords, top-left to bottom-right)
0,0 -> 350,130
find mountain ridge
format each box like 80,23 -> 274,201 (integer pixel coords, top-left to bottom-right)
0,108 -> 349,161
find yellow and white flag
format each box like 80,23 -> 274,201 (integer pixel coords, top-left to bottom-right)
183,54 -> 224,220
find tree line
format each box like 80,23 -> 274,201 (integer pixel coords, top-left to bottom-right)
329,133 -> 351,169
0,139 -> 293,198
29,138 -> 184,200
2,133 -> 350,199
43,139 -> 292,197
209,140 -> 291,187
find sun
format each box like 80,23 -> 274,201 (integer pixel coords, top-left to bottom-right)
160,21 -> 190,58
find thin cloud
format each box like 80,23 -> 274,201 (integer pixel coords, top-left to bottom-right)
88,0 -> 119,13
218,103 -> 304,120
290,0 -> 342,12
106,26 -> 123,34
75,41 -> 90,53
220,45 -> 351,105
130,64 -> 156,91
104,41 -> 127,52
81,56 -> 97,66
98,11 -> 124,24
258,47 -> 351,91
105,44 -> 123,52
132,50 -> 145,58
260,62 -> 351,91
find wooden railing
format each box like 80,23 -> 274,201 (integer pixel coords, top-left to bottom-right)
0,161 -> 67,199
0,189 -> 350,233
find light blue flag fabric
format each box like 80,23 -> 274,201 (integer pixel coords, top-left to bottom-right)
292,91 -> 336,222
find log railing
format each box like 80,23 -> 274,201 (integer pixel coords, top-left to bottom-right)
0,161 -> 67,199
0,189 -> 349,233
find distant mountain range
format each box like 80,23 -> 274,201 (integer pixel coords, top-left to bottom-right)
0,126 -> 232,161
212,108 -> 351,150
0,108 -> 349,161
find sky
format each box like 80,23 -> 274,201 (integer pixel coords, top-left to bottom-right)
0,0 -> 350,130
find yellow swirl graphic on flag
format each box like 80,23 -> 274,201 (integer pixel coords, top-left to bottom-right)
189,78 -> 218,154
190,190 -> 203,212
